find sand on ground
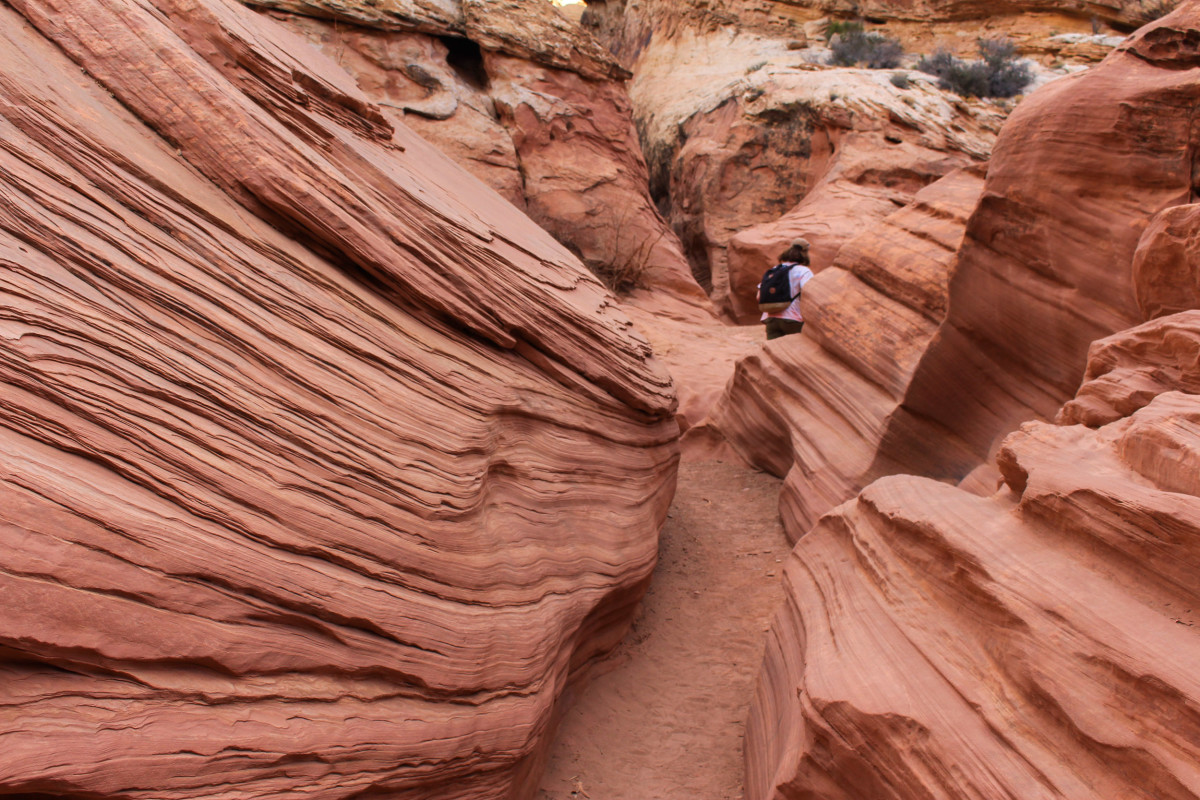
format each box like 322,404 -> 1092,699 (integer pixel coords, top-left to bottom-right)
537,456 -> 792,800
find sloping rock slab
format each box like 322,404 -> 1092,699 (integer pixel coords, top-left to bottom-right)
0,0 -> 677,797
248,0 -> 708,304
880,4 -> 1200,478
747,315 -> 1200,798
708,168 -> 983,537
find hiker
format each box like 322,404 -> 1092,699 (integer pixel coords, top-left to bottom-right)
757,238 -> 814,340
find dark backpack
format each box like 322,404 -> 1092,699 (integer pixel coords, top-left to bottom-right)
758,263 -> 797,312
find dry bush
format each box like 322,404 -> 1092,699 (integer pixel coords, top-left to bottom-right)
586,208 -> 666,294
916,38 -> 1032,98
827,22 -> 904,69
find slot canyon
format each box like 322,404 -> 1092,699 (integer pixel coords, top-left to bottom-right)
1,0 -> 1199,797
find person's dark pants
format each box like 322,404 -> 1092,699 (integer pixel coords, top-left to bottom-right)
765,318 -> 804,340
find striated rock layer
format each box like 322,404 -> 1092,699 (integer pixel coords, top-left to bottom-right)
746,310 -> 1200,800
707,6 -> 1200,543
585,0 -> 1149,309
245,0 -> 708,305
878,6 -> 1200,479
617,25 -> 1000,309
707,167 -> 984,536
0,0 -> 678,797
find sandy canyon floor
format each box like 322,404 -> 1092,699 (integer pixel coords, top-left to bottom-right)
536,455 -> 792,800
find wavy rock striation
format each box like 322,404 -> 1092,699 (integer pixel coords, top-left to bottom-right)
707,167 -> 984,536
615,27 -> 1000,308
746,310 -> 1200,800
244,0 -> 708,305
877,6 -> 1200,479
0,0 -> 678,796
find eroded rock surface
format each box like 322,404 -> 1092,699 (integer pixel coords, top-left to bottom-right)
746,311 -> 1200,800
485,51 -> 706,302
718,117 -> 984,324
878,6 -> 1200,478
1134,202 -> 1200,320
0,0 -> 678,796
246,0 -> 708,304
1059,311 -> 1200,427
707,167 -> 984,536
245,0 -> 630,81
618,26 -> 1001,306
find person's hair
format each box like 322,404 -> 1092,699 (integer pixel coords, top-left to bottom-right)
780,241 -> 810,265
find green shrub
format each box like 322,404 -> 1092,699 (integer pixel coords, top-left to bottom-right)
824,19 -> 862,37
828,23 -> 904,69
889,71 -> 910,89
916,38 -> 1032,98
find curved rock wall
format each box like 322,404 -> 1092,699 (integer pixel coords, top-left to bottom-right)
878,7 -> 1200,480
244,0 -> 709,304
616,25 -> 1000,307
0,0 -> 678,796
746,311 -> 1200,800
707,167 -> 984,536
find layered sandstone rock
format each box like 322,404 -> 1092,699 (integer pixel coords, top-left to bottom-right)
1134,203 -> 1200,320
877,5 -> 1200,481
259,15 -> 529,206
745,311 -> 1200,800
622,27 -> 1001,306
244,0 -> 630,81
586,0 -> 1162,310
1059,312 -> 1200,426
0,0 -> 678,796
585,0 -> 1156,63
776,0 -> 1161,27
719,123 -> 983,324
706,167 -> 984,536
484,52 -> 707,302
244,0 -> 708,305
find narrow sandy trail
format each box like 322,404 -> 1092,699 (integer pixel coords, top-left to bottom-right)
537,456 -> 792,800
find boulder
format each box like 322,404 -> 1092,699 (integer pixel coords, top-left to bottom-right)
0,0 -> 677,796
